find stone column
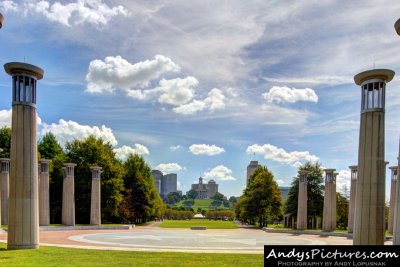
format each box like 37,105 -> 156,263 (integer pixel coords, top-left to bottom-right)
322,169 -> 337,232
388,166 -> 397,235
90,166 -> 102,226
62,163 -> 76,226
296,170 -> 308,230
347,165 -> 358,233
353,69 -> 394,245
4,62 -> 44,249
39,159 -> 51,226
0,158 -> 10,225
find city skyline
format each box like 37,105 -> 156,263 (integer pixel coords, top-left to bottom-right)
1,1 -> 400,198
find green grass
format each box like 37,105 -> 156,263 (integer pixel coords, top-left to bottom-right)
0,243 -> 262,267
173,199 -> 230,211
159,219 -> 238,229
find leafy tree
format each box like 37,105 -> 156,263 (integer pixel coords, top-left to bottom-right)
284,162 -> 324,228
228,196 -> 238,205
38,132 -> 66,224
66,136 -> 125,223
0,127 -> 11,158
186,189 -> 198,200
123,153 -> 165,224
166,191 -> 182,204
211,192 -> 225,201
336,192 -> 349,230
236,166 -> 283,227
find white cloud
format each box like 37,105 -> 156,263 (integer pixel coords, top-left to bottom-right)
0,109 -> 12,127
204,165 -> 236,181
0,0 -> 17,12
335,170 -> 351,193
40,119 -> 117,146
173,88 -> 226,115
170,145 -> 181,151
189,144 -> 225,156
26,0 -> 129,27
263,86 -> 318,104
86,55 -> 181,94
0,109 -> 42,127
155,163 -> 183,174
114,144 -> 149,161
246,144 -> 319,167
276,179 -> 285,186
155,77 -> 197,106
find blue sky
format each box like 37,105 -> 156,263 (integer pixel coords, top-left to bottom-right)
1,0 -> 400,198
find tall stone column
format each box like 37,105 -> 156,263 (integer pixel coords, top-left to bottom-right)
322,169 -> 337,232
388,166 -> 397,235
0,158 -> 10,225
90,166 -> 102,225
39,159 -> 51,226
347,165 -> 358,233
62,163 -> 76,226
296,170 -> 308,230
353,69 -> 394,245
4,62 -> 44,249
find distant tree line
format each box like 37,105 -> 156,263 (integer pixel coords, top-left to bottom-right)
0,126 -> 165,225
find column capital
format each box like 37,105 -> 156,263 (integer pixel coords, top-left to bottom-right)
90,166 -> 102,179
39,159 -> 51,165
0,158 -> 10,163
348,165 -> 358,171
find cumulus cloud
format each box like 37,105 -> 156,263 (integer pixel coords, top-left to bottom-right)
263,86 -> 318,104
0,109 -> 42,127
86,55 -> 181,94
26,0 -> 129,27
263,76 -> 352,85
0,109 -> 12,127
173,88 -> 226,115
114,144 -> 149,161
204,165 -> 236,181
246,144 -> 319,167
40,119 -> 117,146
0,0 -> 17,12
335,170 -> 351,194
189,144 -> 225,156
155,163 -> 183,174
170,145 -> 181,151
276,179 -> 285,186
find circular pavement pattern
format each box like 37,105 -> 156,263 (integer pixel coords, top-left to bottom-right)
69,229 -> 326,253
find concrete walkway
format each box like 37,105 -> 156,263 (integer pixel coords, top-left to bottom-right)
2,224 -> 384,254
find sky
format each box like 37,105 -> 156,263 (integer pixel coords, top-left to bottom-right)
1,0 -> 400,199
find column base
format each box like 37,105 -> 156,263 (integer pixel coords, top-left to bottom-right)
7,244 -> 39,250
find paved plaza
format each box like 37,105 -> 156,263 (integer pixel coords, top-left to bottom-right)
0,224 -> 376,254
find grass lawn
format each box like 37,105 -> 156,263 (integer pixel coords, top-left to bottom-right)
159,219 -> 238,229
0,243 -> 261,267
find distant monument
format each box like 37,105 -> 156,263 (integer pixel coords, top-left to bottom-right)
90,166 -> 102,226
4,62 -> 44,249
246,161 -> 260,186
39,159 -> 51,226
353,68 -> 394,245
191,177 -> 218,199
62,163 -> 76,226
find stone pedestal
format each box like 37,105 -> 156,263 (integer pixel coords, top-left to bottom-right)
353,69 -> 394,245
4,62 -> 44,249
296,171 -> 308,230
62,163 -> 76,226
322,169 -> 337,232
90,166 -> 102,225
39,159 -> 51,226
0,158 -> 10,225
347,165 -> 358,233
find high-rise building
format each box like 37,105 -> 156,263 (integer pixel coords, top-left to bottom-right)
151,170 -> 178,199
246,160 -> 260,186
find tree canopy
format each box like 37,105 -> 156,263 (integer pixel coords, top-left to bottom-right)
284,162 -> 324,224
235,166 -> 283,227
0,126 -> 11,158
